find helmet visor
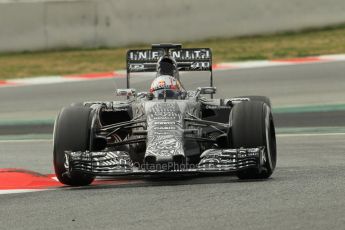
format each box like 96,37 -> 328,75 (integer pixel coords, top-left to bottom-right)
153,89 -> 180,99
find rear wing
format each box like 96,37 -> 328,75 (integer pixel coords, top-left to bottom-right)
125,44 -> 213,89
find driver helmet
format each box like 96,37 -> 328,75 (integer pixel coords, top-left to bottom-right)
156,56 -> 179,79
149,75 -> 185,99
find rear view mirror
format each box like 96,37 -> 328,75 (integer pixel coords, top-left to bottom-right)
137,92 -> 148,98
116,88 -> 136,97
197,87 -> 216,95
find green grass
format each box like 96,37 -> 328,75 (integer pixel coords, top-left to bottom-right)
1,24 -> 345,79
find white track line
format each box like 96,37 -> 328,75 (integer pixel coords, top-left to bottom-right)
0,189 -> 51,195
277,132 -> 345,137
0,139 -> 52,143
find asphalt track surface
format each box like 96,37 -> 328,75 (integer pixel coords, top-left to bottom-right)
1,61 -> 345,229
1,134 -> 345,230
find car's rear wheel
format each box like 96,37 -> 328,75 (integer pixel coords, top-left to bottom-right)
53,106 -> 95,186
229,101 -> 277,179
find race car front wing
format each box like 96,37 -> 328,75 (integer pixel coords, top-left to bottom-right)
64,147 -> 266,176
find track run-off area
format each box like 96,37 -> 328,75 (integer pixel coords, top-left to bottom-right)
0,59 -> 345,230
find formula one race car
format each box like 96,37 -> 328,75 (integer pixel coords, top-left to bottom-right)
53,44 -> 277,186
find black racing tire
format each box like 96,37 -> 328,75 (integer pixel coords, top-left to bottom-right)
230,101 -> 277,179
238,95 -> 271,107
53,106 -> 95,186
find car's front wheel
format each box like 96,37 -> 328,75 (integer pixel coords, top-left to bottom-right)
53,105 -> 95,186
229,101 -> 277,179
